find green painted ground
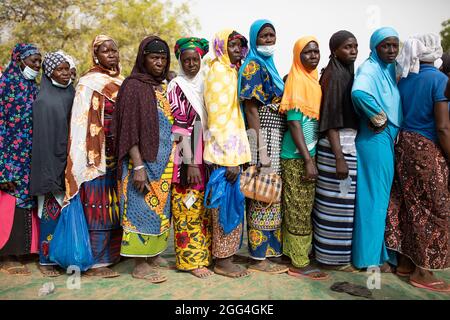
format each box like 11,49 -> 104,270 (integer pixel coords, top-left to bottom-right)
1,234 -> 449,300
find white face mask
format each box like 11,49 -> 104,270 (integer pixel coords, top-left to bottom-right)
51,78 -> 72,88
257,45 -> 276,57
21,65 -> 39,80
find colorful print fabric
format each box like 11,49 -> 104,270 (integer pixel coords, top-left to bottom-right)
203,29 -> 251,167
0,43 -> 40,208
172,188 -> 212,270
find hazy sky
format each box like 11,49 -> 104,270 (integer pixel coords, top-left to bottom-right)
173,0 -> 449,75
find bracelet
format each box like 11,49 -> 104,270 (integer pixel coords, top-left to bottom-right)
133,165 -> 145,171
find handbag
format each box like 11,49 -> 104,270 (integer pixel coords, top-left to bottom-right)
240,165 -> 282,204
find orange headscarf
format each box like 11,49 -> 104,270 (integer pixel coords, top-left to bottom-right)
280,36 -> 322,120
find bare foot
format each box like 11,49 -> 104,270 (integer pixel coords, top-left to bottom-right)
320,263 -> 359,273
190,267 -> 214,279
148,255 -> 171,269
214,257 -> 250,278
380,262 -> 395,273
38,265 -> 62,278
132,260 -> 167,283
268,255 -> 291,266
396,255 -> 415,276
85,267 -> 120,278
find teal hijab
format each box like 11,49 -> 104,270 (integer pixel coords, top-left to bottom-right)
352,27 -> 402,126
238,19 -> 284,96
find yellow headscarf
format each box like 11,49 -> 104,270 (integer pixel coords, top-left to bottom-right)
203,29 -> 251,167
280,36 -> 322,120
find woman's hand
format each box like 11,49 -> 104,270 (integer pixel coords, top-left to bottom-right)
335,157 -> 349,180
133,168 -> 149,194
368,120 -> 387,133
225,166 -> 240,183
304,158 -> 318,182
187,165 -> 202,186
259,146 -> 272,168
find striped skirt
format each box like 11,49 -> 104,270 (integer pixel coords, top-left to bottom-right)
312,138 -> 357,266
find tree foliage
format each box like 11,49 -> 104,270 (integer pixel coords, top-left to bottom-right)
0,0 -> 198,76
441,19 -> 450,53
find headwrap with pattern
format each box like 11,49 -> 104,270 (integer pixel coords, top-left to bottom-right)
43,52 -> 68,78
174,37 -> 209,60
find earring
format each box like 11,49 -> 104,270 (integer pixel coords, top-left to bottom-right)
94,57 -> 99,64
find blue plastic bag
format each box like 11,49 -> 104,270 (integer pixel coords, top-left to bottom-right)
49,194 -> 94,271
204,168 -> 245,234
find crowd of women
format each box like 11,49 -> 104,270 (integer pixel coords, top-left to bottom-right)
0,19 -> 449,293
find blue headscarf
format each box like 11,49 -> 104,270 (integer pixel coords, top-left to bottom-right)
352,27 -> 402,126
238,19 -> 284,96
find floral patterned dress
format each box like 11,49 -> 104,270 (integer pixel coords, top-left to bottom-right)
119,86 -> 175,257
239,60 -> 286,260
0,44 -> 40,256
169,83 -> 212,271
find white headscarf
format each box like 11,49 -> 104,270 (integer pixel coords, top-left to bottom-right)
396,33 -> 443,78
167,54 -> 208,133
56,50 -> 77,70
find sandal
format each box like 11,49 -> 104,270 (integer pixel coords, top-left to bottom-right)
330,281 -> 373,299
248,261 -> 289,274
288,268 -> 330,281
38,265 -> 62,278
396,270 -> 414,277
84,267 -> 120,279
409,279 -> 450,293
132,270 -> 167,284
213,265 -> 250,279
0,261 -> 31,276
322,264 -> 360,273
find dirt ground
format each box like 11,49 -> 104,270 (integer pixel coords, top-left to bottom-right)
1,233 -> 449,300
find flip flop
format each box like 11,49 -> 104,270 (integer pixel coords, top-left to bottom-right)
396,270 -> 413,277
0,262 -> 31,276
248,262 -> 289,274
409,279 -> 450,293
132,270 -> 168,284
213,266 -> 250,279
38,265 -> 62,278
330,282 -> 373,299
84,268 -> 121,279
322,264 -> 360,273
288,268 -> 330,281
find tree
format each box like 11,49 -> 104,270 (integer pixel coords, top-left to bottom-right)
441,19 -> 450,52
0,0 -> 99,71
0,0 -> 198,76
96,0 -> 199,75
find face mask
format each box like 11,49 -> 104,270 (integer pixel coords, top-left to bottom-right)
257,45 -> 276,57
51,78 -> 72,88
21,65 -> 39,80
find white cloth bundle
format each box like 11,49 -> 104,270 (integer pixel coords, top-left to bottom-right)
396,33 -> 443,78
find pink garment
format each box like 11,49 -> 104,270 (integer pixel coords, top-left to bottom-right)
169,83 -> 205,192
30,208 -> 40,254
0,191 -> 16,250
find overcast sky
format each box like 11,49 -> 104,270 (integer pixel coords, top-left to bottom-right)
173,0 -> 449,75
